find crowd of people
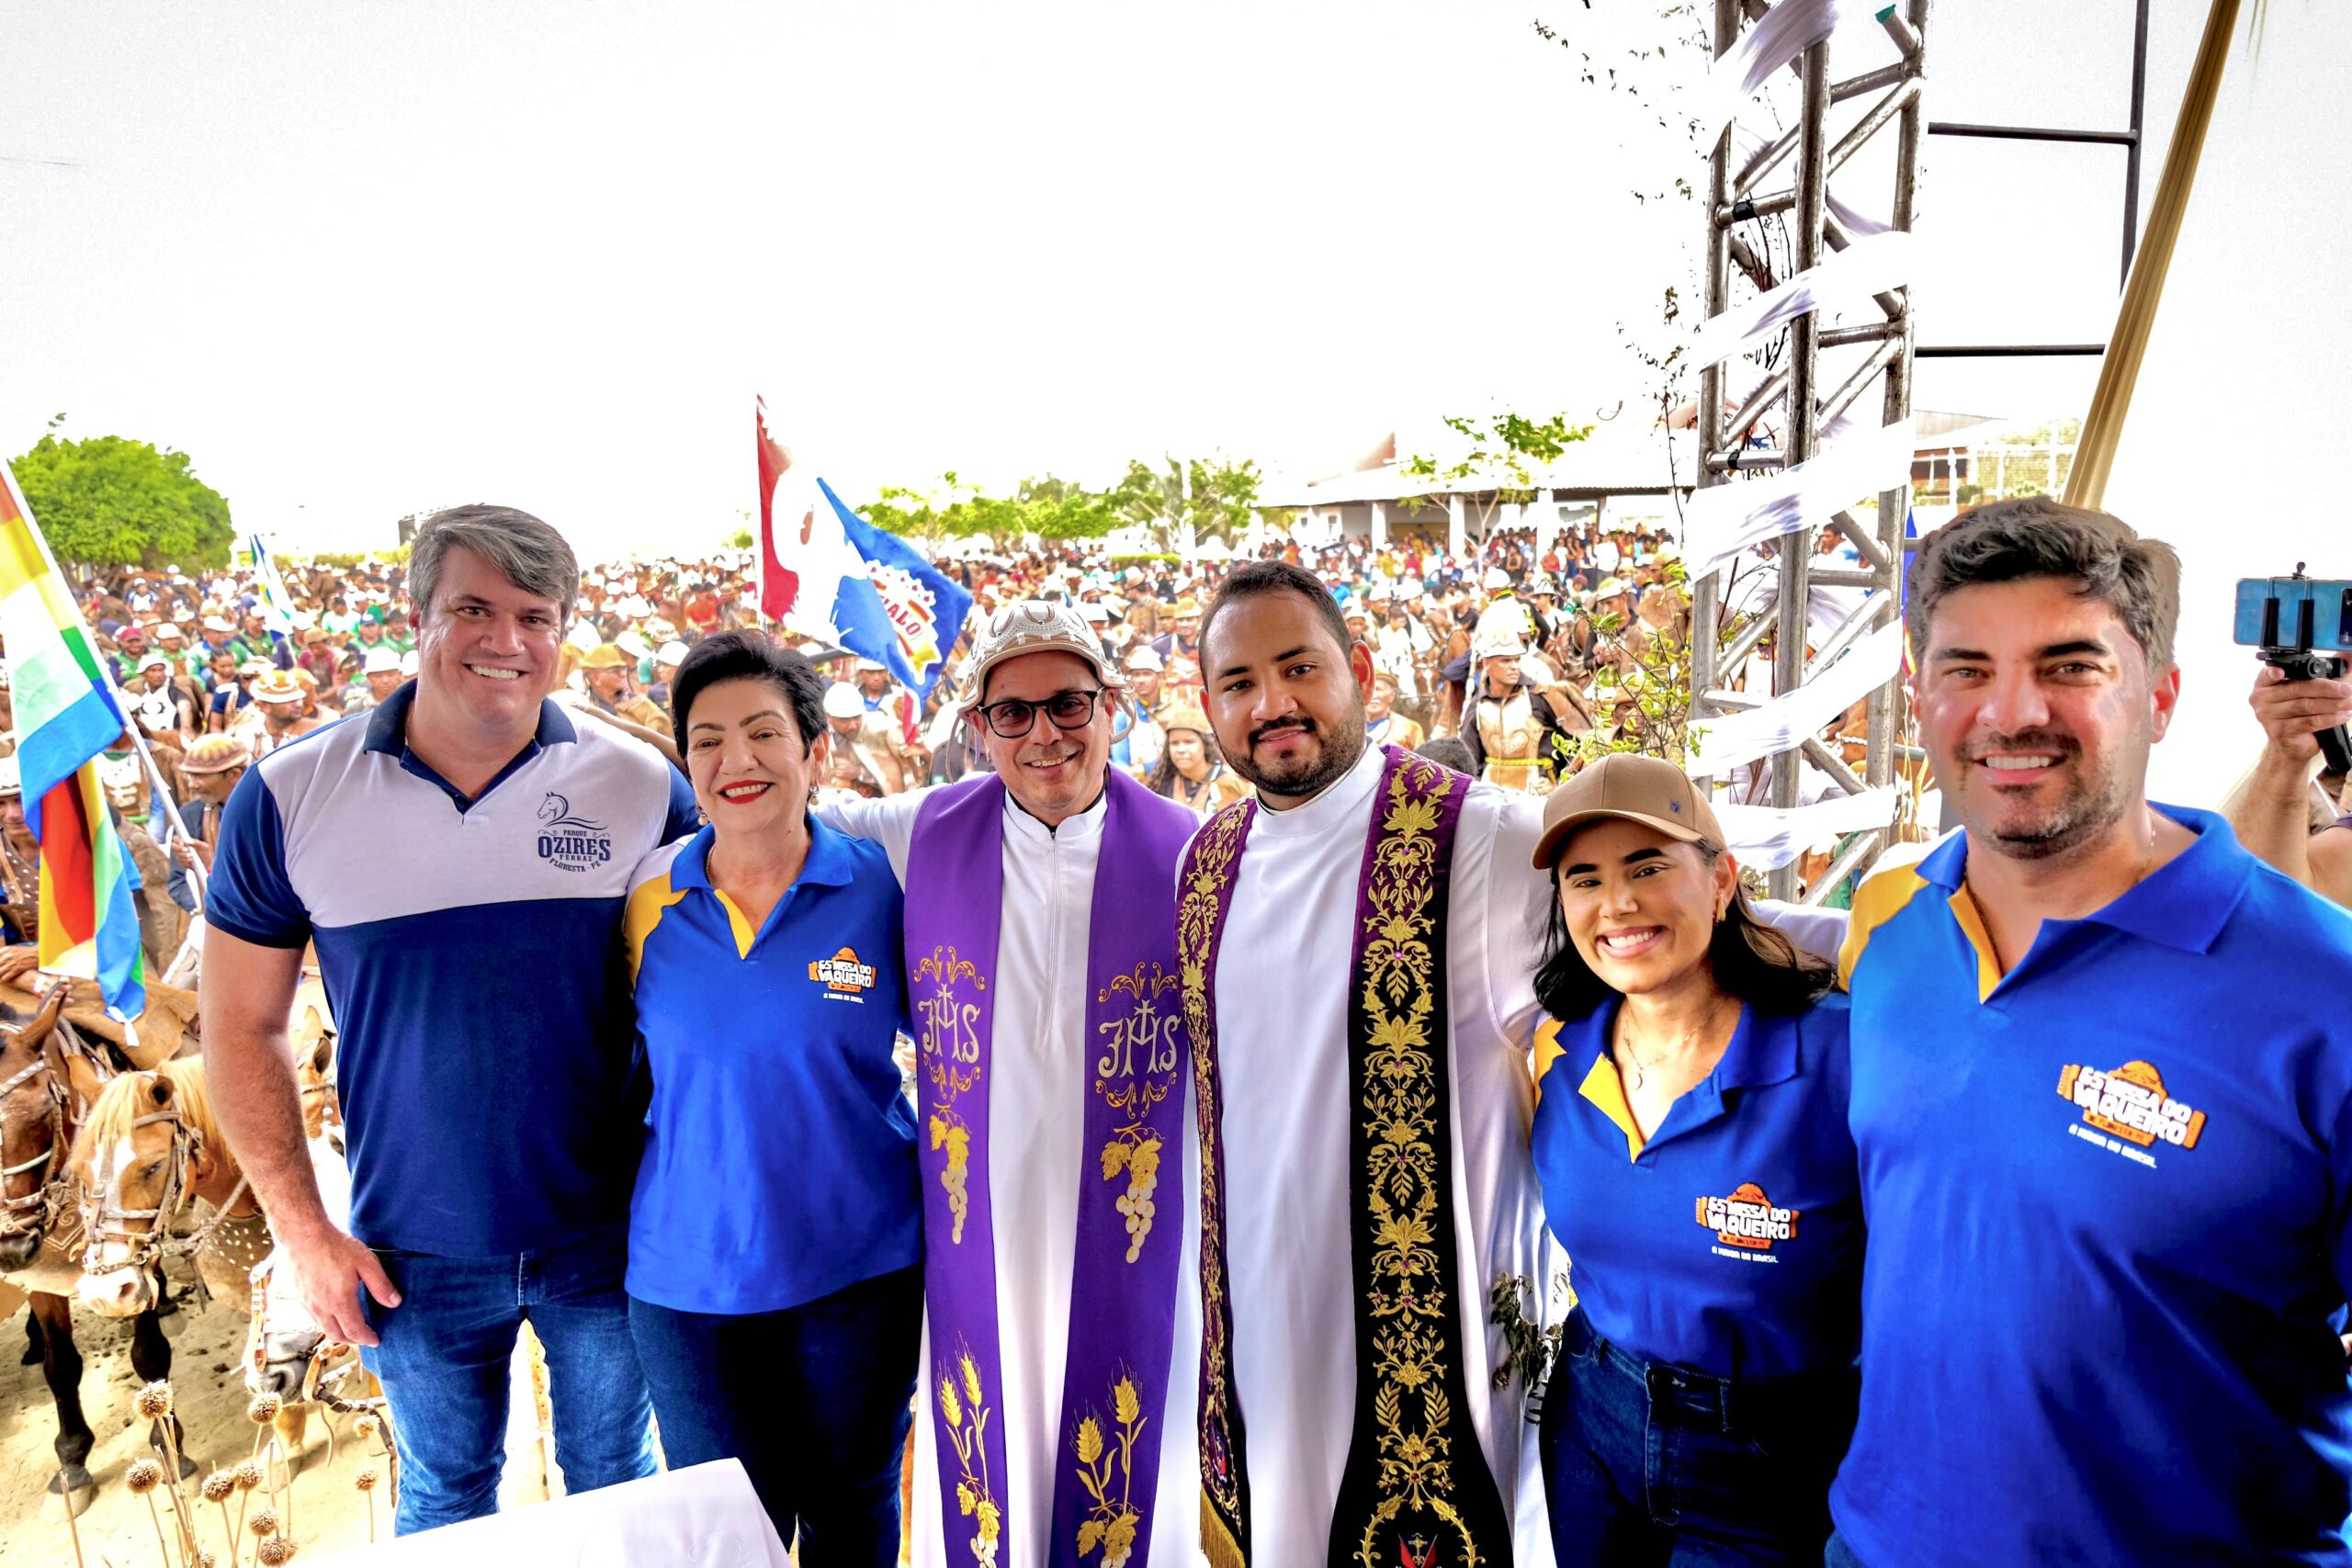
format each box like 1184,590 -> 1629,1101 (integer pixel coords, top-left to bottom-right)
6,513 -> 1707,980
7,494 -> 2352,1568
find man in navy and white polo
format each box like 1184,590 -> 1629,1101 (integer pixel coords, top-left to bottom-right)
1827,498 -> 2352,1567
203,505 -> 697,1536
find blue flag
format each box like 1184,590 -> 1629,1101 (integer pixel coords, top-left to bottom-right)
815,479 -> 973,704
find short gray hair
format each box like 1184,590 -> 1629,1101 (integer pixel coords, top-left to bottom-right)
407,505 -> 579,625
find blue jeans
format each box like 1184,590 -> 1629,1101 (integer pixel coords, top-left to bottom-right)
1540,1311 -> 1857,1567
628,1265 -> 920,1567
359,1222 -> 656,1536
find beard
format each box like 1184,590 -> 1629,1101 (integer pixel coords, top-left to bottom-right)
1958,728 -> 2131,862
1227,705 -> 1369,800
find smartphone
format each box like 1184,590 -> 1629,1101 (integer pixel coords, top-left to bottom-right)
2233,577 -> 2352,652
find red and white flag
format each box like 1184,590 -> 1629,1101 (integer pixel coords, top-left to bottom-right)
755,397 -> 861,638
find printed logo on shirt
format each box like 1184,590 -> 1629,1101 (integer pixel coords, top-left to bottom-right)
1696,1181 -> 1797,1262
2056,1059 -> 2205,1166
533,791 -> 612,873
808,947 -> 876,1000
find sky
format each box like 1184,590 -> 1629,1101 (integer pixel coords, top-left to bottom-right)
1,1 -> 2212,559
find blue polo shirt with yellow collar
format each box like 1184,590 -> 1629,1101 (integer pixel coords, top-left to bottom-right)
1832,805 -> 2352,1568
622,818 -> 920,1316
1532,993 -> 1861,1381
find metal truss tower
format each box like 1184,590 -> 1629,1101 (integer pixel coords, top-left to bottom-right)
1689,0 -> 1930,902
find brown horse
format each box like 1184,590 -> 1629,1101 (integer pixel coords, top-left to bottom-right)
0,981 -> 179,1509
73,1056 -> 270,1317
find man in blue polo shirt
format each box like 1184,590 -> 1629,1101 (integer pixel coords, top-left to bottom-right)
203,505 -> 698,1536
1830,498 -> 2352,1566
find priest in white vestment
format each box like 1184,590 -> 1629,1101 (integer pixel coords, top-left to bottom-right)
1182,561 -> 1559,1567
820,601 -> 1208,1568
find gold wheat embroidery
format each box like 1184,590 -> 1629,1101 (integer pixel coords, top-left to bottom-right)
1073,1374 -> 1149,1565
939,1346 -> 1003,1564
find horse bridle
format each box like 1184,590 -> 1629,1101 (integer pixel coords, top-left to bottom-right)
0,1042 -> 69,1244
0,987 -> 92,1248
80,1092 -> 252,1280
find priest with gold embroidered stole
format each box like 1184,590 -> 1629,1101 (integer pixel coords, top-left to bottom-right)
1180,561 -> 1558,1568
817,600 -> 1209,1568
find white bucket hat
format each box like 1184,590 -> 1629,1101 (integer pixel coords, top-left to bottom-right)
959,601 -> 1130,706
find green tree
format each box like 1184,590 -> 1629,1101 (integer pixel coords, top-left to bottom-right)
10,431 -> 235,570
1399,412 -> 1595,541
1109,455 -> 1262,552
868,471 -> 1132,547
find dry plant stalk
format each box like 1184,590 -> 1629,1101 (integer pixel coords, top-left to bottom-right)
231,1459 -> 264,1546
127,1457 -> 175,1568
136,1380 -> 202,1564
56,1464 -> 87,1568
203,1471 -> 237,1562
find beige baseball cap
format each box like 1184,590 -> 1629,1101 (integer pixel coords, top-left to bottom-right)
1531,752 -> 1724,870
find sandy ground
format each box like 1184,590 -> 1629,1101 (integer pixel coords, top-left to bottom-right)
2,1278 -> 384,1568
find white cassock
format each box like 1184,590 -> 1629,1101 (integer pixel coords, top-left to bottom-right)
820,785 -> 1207,1568
1197,740 -> 1558,1567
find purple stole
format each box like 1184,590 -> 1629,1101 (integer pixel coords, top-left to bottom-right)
906,768 -> 1199,1568
1178,745 -> 1510,1568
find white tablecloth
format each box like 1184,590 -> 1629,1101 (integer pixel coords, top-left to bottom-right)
308,1459 -> 788,1567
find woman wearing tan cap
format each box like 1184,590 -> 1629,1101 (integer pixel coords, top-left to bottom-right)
1148,703 -> 1248,818
1525,752 -> 1861,1566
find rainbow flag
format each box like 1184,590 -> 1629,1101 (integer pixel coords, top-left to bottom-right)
0,463 -> 146,1020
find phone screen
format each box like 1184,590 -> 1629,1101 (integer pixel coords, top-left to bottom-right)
2233,578 -> 2352,651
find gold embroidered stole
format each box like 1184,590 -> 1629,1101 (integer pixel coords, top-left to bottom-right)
1179,745 -> 1510,1568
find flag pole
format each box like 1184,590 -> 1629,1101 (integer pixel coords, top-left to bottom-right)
0,463 -> 208,898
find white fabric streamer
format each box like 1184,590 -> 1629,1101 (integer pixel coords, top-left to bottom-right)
1689,231 -> 1914,371
1697,0 -> 1849,152
1716,786 -> 1900,871
1688,617 -> 1905,776
1827,186 -> 1894,239
1683,415 -> 1917,581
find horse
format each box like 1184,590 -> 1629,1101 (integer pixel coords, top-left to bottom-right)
72,1052 -> 333,1465
0,979 -> 177,1511
72,1057 -> 272,1317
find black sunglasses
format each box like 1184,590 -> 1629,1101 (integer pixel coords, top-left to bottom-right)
970,687 -> 1104,739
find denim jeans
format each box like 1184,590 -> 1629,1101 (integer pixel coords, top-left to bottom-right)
628,1265 -> 921,1568
359,1221 -> 656,1536
1540,1311 -> 1858,1567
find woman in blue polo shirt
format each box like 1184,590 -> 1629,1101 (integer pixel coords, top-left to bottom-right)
622,631 -> 921,1563
1527,754 -> 1860,1566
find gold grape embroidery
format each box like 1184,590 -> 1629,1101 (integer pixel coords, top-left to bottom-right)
1096,961 -> 1182,1262
917,943 -> 986,1243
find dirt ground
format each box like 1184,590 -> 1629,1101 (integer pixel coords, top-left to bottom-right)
1,1277 -> 380,1568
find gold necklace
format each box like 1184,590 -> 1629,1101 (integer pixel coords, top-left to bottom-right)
1614,1000 -> 1723,1091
